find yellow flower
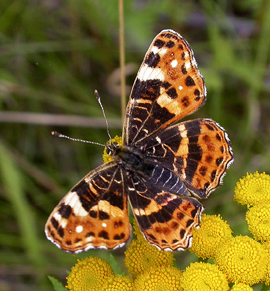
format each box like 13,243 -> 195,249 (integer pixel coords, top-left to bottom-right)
132,219 -> 145,242
214,236 -> 267,285
246,204 -> 270,242
190,214 -> 233,259
134,266 -> 182,291
105,275 -> 134,291
263,241 -> 270,285
103,136 -> 122,163
66,257 -> 114,291
234,172 -> 270,206
124,238 -> 174,278
230,283 -> 254,291
180,262 -> 229,291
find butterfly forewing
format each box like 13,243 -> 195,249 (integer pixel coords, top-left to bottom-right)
45,163 -> 130,252
123,29 -> 206,146
142,118 -> 234,199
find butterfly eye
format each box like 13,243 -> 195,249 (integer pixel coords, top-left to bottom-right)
106,142 -> 120,155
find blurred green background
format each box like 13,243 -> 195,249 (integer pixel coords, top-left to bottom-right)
1,0 -> 270,290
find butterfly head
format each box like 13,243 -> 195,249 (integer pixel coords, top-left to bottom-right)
106,141 -> 121,156
102,136 -> 123,163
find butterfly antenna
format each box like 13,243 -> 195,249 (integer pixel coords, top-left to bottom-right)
51,131 -> 105,147
94,90 -> 112,141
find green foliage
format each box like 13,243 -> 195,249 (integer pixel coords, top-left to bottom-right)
48,276 -> 68,291
1,0 -> 270,290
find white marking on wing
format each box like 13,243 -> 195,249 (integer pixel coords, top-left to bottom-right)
151,46 -> 159,54
155,136 -> 162,144
159,48 -> 168,56
76,225 -> 83,233
185,61 -> 191,69
137,65 -> 164,81
171,59 -> 178,68
53,212 -> 62,222
60,220 -> 67,228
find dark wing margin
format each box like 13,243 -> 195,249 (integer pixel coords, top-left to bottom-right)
45,162 -> 130,253
123,29 -> 206,146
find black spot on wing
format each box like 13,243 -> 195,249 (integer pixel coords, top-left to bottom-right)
144,52 -> 160,68
114,233 -> 125,240
154,39 -> 165,48
58,203 -> 72,219
181,65 -> 187,74
51,217 -> 59,229
165,40 -> 175,48
99,231 -> 109,239
180,229 -> 186,239
181,96 -> 190,107
167,87 -> 178,99
185,76 -> 195,87
58,227 -> 64,238
89,210 -> 97,218
216,157 -> 223,166
99,211 -> 110,220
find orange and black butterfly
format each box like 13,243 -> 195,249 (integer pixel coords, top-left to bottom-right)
45,29 -> 233,253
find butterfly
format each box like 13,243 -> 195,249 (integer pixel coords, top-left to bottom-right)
45,29 -> 234,253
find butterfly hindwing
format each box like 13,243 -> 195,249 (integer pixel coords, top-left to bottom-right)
123,29 -> 206,146
127,174 -> 203,251
45,163 -> 130,253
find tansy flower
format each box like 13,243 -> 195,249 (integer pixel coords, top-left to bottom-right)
134,266 -> 182,291
230,283 -> 254,291
105,275 -> 134,291
246,204 -> 270,242
124,238 -> 174,278
132,219 -> 146,242
190,214 -> 233,259
234,172 -> 270,206
66,257 -> 114,291
214,236 -> 267,285
103,136 -> 122,163
263,241 -> 270,285
180,262 -> 229,291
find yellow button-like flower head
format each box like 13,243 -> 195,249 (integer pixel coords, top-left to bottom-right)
246,204 -> 270,242
134,266 -> 182,291
231,283 -> 254,291
105,275 -> 134,291
263,241 -> 270,285
124,238 -> 174,278
214,236 -> 267,285
66,257 -> 114,291
190,214 -> 233,259
234,172 -> 270,206
180,262 -> 229,291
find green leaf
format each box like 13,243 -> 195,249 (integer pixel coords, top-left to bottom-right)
48,276 -> 68,291
109,253 -> 123,275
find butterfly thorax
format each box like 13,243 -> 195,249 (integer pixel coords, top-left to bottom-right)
106,141 -> 148,172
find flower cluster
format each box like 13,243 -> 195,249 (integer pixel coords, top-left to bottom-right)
52,172 -> 270,291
